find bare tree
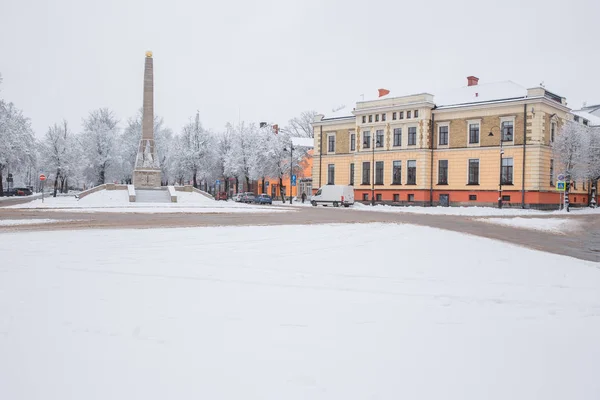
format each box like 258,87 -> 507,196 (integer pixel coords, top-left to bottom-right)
286,111 -> 317,138
81,108 -> 119,186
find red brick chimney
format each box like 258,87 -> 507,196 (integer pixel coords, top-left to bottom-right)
467,76 -> 479,86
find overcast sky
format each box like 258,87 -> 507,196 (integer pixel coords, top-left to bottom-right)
1,0 -> 598,137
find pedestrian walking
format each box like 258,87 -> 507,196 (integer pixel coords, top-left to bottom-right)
301,192 -> 306,203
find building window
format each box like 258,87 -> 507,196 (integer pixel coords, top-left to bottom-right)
407,160 -> 416,185
376,193 -> 382,201
574,115 -> 580,122
550,159 -> 554,185
439,125 -> 448,146
328,135 -> 335,153
393,194 -> 399,202
408,194 -> 415,202
327,164 -> 335,184
376,130 -> 384,147
362,162 -> 370,185
369,115 -> 373,123
363,131 -> 371,149
362,193 -> 369,201
502,195 -> 511,202
350,163 -> 355,186
469,194 -> 477,201
551,122 -> 556,142
584,120 -> 589,126
501,158 -> 513,185
362,116 -> 366,124
469,123 -> 480,144
393,128 -> 402,146
501,121 -> 513,141
438,160 -> 448,185
407,110 -> 412,119
399,111 -> 404,120
468,159 -> 479,185
375,161 -> 384,185
408,127 -> 417,145
392,112 -> 397,120
414,110 -> 419,118
375,114 -> 379,122
382,113 -> 386,122
392,161 -> 402,184
350,133 -> 356,151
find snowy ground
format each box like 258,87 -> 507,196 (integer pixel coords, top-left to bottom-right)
354,202 -> 600,216
6,190 -> 291,214
476,217 -> 581,234
1,223 -> 599,399
0,218 -> 77,226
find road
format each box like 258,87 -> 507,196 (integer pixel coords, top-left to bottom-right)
1,204 -> 599,262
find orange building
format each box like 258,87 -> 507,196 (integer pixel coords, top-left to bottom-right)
258,150 -> 313,200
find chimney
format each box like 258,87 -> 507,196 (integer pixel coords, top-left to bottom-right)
467,76 -> 479,86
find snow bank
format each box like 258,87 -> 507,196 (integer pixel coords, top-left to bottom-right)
0,218 -> 73,226
0,223 -> 598,399
354,203 -> 600,216
476,217 -> 581,233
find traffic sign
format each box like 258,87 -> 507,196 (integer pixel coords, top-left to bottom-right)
39,174 -> 47,181
265,181 -> 270,186
7,173 -> 13,183
291,175 -> 297,186
216,180 -> 221,185
556,181 -> 565,191
557,174 -> 565,181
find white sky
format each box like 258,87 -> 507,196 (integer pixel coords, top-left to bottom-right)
1,0 -> 598,137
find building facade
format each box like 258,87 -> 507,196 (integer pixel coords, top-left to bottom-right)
312,77 -> 592,209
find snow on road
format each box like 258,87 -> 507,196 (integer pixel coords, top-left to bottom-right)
476,217 -> 581,233
354,202 -> 600,216
0,218 -> 77,226
1,223 -> 599,399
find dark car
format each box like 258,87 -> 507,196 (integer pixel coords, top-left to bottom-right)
14,187 -> 33,196
215,191 -> 228,201
254,194 -> 272,205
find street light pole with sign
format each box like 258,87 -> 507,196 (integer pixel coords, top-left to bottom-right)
39,174 -> 47,203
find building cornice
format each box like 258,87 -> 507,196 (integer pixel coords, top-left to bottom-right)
434,96 -> 571,114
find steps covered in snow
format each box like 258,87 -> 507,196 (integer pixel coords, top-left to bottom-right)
135,189 -> 171,203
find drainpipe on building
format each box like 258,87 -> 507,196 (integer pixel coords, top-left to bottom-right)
430,112 -> 435,206
318,125 -> 323,190
521,103 -> 527,208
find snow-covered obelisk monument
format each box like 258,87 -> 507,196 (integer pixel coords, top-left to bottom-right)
133,51 -> 162,188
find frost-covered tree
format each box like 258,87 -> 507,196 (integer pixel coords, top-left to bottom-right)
286,110 -> 317,138
81,108 -> 119,186
42,120 -> 81,196
552,121 -> 588,209
176,112 -> 215,188
224,122 -> 257,191
0,98 -> 36,196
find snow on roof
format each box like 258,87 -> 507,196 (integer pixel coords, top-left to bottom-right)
322,104 -> 354,120
435,81 -> 528,108
291,137 -> 314,148
572,110 -> 600,127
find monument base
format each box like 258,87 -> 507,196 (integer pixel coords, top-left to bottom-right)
133,169 -> 162,188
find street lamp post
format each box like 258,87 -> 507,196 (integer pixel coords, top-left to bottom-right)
284,144 -> 295,204
488,127 -> 512,208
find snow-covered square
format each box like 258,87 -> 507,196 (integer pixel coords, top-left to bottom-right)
1,223 -> 599,399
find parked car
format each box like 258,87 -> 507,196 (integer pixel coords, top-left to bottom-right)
14,187 -> 33,196
240,192 -> 255,203
311,185 -> 354,207
254,194 -> 272,205
233,193 -> 244,202
215,191 -> 228,201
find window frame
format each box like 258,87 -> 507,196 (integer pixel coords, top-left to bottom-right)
376,129 -> 384,148
468,159 -> 480,185
368,115 -> 373,123
500,116 -> 516,143
363,131 -> 371,149
501,157 -> 513,185
327,164 -> 335,185
362,161 -> 370,185
407,126 -> 417,146
414,110 -> 419,118
375,114 -> 379,122
407,160 -> 417,185
467,119 -> 481,146
399,111 -> 404,120
438,123 -> 449,147
392,160 -> 402,185
392,112 -> 397,120
350,163 -> 355,186
327,133 -> 336,153
382,113 -> 386,122
550,159 -> 554,186
407,110 -> 412,119
375,161 -> 384,185
438,159 -> 448,185
350,132 -> 356,152
362,115 -> 366,124
393,127 -> 402,147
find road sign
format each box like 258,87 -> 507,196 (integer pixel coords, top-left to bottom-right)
265,181 -> 270,186
557,174 -> 565,181
39,174 -> 46,181
291,175 -> 297,186
7,173 -> 13,183
216,180 -> 221,185
556,181 -> 565,191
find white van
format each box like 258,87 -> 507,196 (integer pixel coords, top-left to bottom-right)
311,185 -> 354,207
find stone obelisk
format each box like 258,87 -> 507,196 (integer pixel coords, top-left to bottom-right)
133,51 -> 162,188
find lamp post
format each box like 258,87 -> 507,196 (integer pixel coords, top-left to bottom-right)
488,127 -> 512,208
284,144 -> 295,204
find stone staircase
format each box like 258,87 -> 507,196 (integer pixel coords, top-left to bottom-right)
135,189 -> 171,203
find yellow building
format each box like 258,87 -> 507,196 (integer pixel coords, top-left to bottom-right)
312,77 -> 590,209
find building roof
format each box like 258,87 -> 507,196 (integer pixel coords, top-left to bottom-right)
321,104 -> 355,121
572,110 -> 600,127
435,81 -> 528,108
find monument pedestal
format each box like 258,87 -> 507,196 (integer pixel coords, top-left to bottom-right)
133,168 -> 162,188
